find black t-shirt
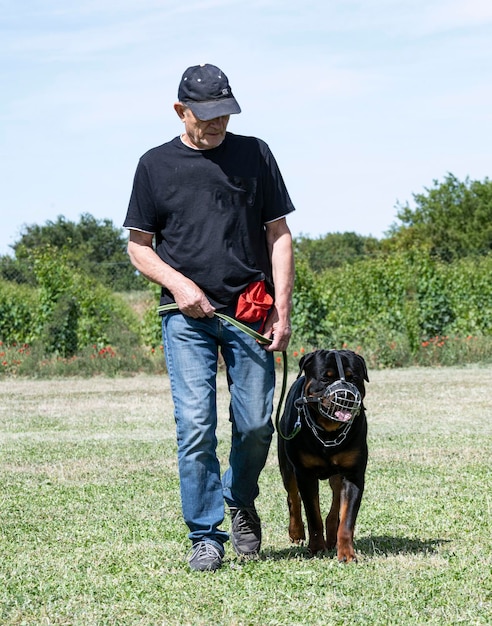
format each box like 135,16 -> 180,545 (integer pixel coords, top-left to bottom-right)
124,132 -> 295,309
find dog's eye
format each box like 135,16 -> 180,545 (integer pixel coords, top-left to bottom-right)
323,370 -> 335,381
344,369 -> 357,382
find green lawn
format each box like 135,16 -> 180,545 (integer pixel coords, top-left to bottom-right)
1,366 -> 491,625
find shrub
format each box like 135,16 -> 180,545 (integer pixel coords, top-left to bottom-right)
2,247 -> 492,375
290,257 -> 331,347
291,251 -> 492,363
0,247 -> 143,360
140,284 -> 163,348
0,280 -> 38,344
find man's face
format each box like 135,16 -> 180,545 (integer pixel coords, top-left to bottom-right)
175,104 -> 230,150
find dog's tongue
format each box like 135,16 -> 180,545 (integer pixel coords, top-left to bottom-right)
334,410 -> 352,422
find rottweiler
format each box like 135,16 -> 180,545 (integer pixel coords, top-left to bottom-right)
277,349 -> 369,562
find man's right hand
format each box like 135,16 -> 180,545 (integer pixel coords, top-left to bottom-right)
172,277 -> 216,319
127,230 -> 215,319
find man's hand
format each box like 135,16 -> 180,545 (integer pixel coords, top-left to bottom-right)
171,276 -> 216,319
262,309 -> 292,352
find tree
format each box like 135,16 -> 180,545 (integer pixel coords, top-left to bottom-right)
294,232 -> 381,273
386,174 -> 492,261
3,213 -> 147,290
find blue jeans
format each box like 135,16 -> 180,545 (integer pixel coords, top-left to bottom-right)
162,309 -> 275,548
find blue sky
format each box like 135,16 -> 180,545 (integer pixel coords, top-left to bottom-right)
1,0 -> 491,255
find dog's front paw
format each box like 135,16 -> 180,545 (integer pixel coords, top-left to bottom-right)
308,534 -> 328,556
337,543 -> 357,563
288,521 -> 306,544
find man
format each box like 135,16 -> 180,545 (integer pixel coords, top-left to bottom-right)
124,63 -> 295,571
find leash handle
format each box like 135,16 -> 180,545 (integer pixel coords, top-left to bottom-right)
157,303 -> 272,344
157,303 -> 289,425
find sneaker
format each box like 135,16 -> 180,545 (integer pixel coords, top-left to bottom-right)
188,541 -> 223,572
229,506 -> 262,556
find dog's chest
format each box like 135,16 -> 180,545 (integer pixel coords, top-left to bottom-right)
297,447 -> 360,475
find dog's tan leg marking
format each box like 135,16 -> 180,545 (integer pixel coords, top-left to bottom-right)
337,508 -> 356,562
278,439 -> 306,543
295,475 -> 327,555
287,487 -> 305,543
326,474 -> 342,549
336,479 -> 361,563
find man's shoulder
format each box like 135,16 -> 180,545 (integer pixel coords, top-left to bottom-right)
226,132 -> 269,151
139,137 -> 181,163
224,133 -> 275,164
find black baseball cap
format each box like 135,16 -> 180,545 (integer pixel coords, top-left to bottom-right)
177,64 -> 241,121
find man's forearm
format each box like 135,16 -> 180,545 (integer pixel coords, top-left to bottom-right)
127,235 -> 215,316
127,239 -> 179,288
270,231 -> 295,321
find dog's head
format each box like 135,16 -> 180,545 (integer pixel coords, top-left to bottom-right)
298,349 -> 369,425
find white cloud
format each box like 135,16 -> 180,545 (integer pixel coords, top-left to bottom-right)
422,0 -> 492,33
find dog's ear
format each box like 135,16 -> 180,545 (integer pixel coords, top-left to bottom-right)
355,354 -> 369,382
298,352 -> 314,378
297,354 -> 307,377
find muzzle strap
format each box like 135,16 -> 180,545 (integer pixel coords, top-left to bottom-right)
334,351 -> 346,381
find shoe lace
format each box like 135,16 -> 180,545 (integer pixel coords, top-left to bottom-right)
189,541 -> 222,561
232,507 -> 259,531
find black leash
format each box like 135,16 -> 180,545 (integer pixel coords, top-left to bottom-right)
276,376 -> 303,441
157,303 -> 289,428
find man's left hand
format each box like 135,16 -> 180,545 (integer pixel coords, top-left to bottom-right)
263,314 -> 291,352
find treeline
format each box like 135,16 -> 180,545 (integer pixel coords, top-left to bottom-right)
295,172 -> 492,269
1,173 -> 491,368
0,213 -> 147,291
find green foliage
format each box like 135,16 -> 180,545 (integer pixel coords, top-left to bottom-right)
290,250 -> 492,367
140,283 -> 163,348
294,231 -> 381,272
0,280 -> 38,345
3,246 -> 492,372
4,213 -> 147,290
387,173 -> 492,260
1,172 -> 492,372
0,342 -> 164,377
415,334 -> 492,367
0,255 -> 33,284
443,255 -> 492,335
290,257 -> 331,347
1,246 -> 143,359
33,246 -> 80,356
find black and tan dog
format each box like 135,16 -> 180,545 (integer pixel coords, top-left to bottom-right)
277,349 -> 369,562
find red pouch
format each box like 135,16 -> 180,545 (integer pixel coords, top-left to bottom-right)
235,280 -> 274,325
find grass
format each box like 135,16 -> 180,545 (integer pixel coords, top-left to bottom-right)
1,366 -> 491,625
